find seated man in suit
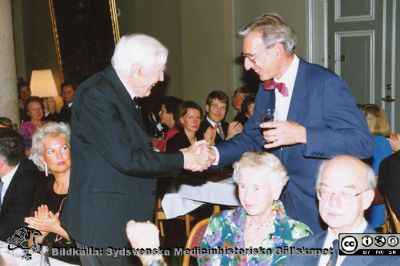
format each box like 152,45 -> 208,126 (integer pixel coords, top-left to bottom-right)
57,82 -> 75,124
287,155 -> 399,265
0,128 -> 41,241
378,150 -> 400,218
197,90 -> 242,145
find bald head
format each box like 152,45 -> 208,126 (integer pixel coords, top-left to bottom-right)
316,156 -> 375,235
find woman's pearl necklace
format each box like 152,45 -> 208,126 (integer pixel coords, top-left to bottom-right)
246,212 -> 276,231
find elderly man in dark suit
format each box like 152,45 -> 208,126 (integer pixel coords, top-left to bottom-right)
287,156 -> 399,266
0,128 -> 41,241
212,13 -> 374,233
61,34 -> 214,266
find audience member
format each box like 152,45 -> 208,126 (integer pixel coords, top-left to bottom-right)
197,90 -> 242,145
212,13 -> 373,233
233,94 -> 256,125
19,97 -> 49,153
359,104 -> 392,228
0,128 -> 38,241
378,151 -> 400,218
152,96 -> 183,152
17,79 -> 31,123
57,82 -> 75,124
61,34 -> 214,266
126,221 -> 165,266
198,152 -> 312,265
25,122 -> 78,264
42,97 -> 58,122
0,117 -> 16,130
166,101 -> 202,151
287,155 -> 399,265
231,87 -> 253,114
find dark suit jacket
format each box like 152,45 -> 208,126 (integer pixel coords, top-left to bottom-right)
196,118 -> 228,144
0,159 -> 42,241
57,103 -> 72,124
378,151 -> 400,217
166,131 -> 191,152
61,67 -> 184,248
287,225 -> 400,265
215,58 -> 374,233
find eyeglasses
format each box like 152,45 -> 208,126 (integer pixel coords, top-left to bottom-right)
317,189 -> 369,203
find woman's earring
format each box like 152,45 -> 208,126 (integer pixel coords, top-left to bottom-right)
44,162 -> 48,177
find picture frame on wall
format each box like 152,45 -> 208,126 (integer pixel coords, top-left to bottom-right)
48,0 -> 120,86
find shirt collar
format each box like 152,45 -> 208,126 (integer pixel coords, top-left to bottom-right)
326,218 -> 368,240
206,116 -> 219,128
275,55 -> 299,84
115,70 -> 136,100
1,164 -> 20,202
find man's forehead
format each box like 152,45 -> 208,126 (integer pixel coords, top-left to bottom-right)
320,160 -> 366,188
209,99 -> 226,106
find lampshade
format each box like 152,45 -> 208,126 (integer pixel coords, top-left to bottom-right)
30,69 -> 58,97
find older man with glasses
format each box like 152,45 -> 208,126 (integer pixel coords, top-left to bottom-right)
287,155 -> 399,266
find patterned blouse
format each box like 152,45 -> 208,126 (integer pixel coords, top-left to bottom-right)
19,120 -> 48,149
198,200 -> 312,266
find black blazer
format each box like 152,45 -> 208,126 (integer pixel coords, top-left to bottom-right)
57,103 -> 72,124
166,131 -> 191,152
0,159 -> 42,241
196,118 -> 228,144
61,67 -> 184,248
378,151 -> 400,217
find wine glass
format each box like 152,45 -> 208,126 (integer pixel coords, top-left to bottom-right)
260,108 -> 276,143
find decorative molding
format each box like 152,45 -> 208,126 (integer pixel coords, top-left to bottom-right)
335,0 -> 375,22
390,0 -> 397,129
334,30 -> 375,101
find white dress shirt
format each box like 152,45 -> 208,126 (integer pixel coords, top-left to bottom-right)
0,164 -> 19,206
274,55 -> 299,121
318,219 -> 368,266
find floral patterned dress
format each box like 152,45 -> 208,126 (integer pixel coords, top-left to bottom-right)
198,200 -> 312,266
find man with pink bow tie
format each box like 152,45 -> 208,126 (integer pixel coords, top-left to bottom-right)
211,12 -> 374,233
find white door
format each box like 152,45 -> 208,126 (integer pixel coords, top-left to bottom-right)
325,0 -> 398,131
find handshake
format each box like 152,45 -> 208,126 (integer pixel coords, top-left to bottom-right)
180,140 -> 216,172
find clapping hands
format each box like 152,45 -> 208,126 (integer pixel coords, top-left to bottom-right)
181,140 -> 215,172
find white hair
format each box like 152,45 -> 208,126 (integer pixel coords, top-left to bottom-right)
111,34 -> 168,77
238,12 -> 297,54
232,152 -> 288,188
316,156 -> 376,190
30,122 -> 70,171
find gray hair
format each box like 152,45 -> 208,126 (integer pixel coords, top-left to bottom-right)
232,152 -> 288,188
30,122 -> 70,171
111,34 -> 168,77
316,156 -> 376,190
238,12 -> 297,54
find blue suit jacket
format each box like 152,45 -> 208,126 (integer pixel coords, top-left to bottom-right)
286,225 -> 400,266
215,58 -> 374,233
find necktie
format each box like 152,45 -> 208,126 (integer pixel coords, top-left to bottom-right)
327,239 -> 339,266
216,124 -> 225,140
0,180 -> 3,209
133,97 -> 141,111
263,79 -> 288,97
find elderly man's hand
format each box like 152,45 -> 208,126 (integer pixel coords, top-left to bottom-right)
181,140 -> 215,171
261,121 -> 307,149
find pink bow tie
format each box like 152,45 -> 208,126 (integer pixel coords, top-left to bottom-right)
263,79 -> 288,97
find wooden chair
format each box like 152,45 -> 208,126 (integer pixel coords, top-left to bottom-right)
154,198 -> 193,237
382,196 -> 400,233
182,218 -> 210,266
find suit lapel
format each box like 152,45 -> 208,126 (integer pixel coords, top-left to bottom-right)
102,67 -> 146,130
1,165 -> 21,210
287,58 -> 311,125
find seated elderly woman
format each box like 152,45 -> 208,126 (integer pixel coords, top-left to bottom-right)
198,152 -> 312,265
24,122 -> 79,264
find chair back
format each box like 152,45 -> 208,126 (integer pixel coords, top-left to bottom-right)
383,196 -> 400,233
182,218 -> 210,266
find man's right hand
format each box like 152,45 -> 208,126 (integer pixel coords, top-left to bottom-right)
181,140 -> 216,171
